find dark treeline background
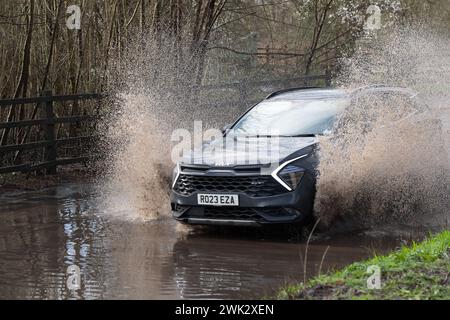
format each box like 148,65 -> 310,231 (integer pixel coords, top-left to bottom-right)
1,0 -> 449,98
0,0 -> 449,150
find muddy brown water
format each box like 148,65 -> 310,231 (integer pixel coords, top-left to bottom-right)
0,184 -> 403,299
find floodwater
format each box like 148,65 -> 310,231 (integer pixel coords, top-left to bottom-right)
0,183 -> 403,300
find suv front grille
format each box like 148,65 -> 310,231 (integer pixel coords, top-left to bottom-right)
173,174 -> 287,197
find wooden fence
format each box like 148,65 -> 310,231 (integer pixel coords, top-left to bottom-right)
0,91 -> 103,174
0,72 -> 331,175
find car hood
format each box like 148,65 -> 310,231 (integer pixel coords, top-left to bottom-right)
181,136 -> 318,166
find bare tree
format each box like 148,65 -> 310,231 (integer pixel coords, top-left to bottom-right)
1,0 -> 34,146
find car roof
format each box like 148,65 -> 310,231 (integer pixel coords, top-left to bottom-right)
265,85 -> 417,101
266,88 -> 347,100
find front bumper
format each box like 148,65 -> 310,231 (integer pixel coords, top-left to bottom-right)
170,171 -> 315,226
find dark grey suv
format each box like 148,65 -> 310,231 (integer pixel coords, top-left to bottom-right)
170,85 -> 420,226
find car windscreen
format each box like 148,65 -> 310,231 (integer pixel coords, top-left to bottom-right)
231,97 -> 349,137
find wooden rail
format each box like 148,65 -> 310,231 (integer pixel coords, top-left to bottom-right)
0,91 -> 102,174
0,115 -> 99,129
0,72 -> 331,175
0,93 -> 104,107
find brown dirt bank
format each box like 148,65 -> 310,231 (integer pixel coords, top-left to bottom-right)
0,164 -> 96,192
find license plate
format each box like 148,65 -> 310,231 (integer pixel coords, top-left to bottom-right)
197,194 -> 239,206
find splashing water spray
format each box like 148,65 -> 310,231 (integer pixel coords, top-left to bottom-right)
96,26 -> 449,229
95,34 -> 228,221
315,27 -> 450,229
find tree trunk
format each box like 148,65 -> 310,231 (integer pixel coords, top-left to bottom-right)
13,0 -> 63,162
0,0 -> 34,146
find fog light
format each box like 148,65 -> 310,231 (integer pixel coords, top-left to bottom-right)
285,208 -> 301,216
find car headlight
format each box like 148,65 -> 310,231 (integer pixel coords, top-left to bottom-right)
277,165 -> 304,190
271,155 -> 308,191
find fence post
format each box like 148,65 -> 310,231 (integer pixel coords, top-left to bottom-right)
41,90 -> 57,174
325,69 -> 332,87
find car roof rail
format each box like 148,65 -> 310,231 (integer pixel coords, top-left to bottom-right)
264,86 -> 321,99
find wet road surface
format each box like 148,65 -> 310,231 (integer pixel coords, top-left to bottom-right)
0,184 -> 401,299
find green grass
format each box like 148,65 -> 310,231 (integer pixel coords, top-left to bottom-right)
277,231 -> 450,300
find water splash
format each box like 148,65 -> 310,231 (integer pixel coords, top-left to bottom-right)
97,94 -> 172,221
95,34 -> 230,221
314,27 -> 450,229
96,27 -> 449,228
95,36 -> 188,221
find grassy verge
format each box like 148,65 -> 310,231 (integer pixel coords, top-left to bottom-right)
278,231 -> 450,300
